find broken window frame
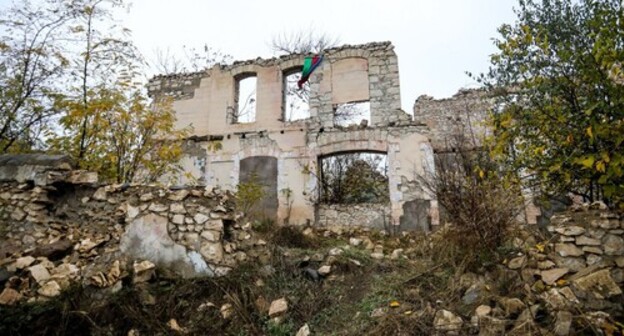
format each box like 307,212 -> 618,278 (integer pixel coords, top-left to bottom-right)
232,73 -> 257,124
333,100 -> 371,127
282,67 -> 310,122
317,150 -> 389,205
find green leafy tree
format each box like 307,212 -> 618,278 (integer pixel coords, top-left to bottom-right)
478,0 -> 624,207
50,88 -> 188,183
0,0 -> 74,152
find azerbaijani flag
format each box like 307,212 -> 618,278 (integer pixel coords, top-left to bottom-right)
297,55 -> 323,89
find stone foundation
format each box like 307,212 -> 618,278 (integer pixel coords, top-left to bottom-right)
316,203 -> 391,229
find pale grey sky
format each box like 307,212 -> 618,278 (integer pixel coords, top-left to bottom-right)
1,0 -> 518,110
122,0 -> 518,110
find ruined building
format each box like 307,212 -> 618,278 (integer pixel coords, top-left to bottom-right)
147,42 -> 493,231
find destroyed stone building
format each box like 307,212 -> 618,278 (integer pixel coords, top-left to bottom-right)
147,41 -> 472,231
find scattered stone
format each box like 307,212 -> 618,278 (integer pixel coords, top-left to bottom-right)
508,256 -> 527,270
268,298 -> 288,317
555,243 -> 584,257
537,260 -> 555,270
390,248 -> 404,260
370,307 -> 386,318
541,268 -> 569,285
295,323 -> 310,336
370,252 -> 384,260
508,320 -> 537,336
32,239 -> 73,260
349,237 -> 362,246
92,187 -> 107,201
220,303 -> 233,319
133,260 -> 156,283
554,311 -> 572,336
38,280 -> 61,297
557,288 -> 578,305
500,297 -> 526,317
328,248 -> 343,256
590,201 -> 608,210
540,288 -> 569,310
78,238 -> 98,253
317,265 -> 331,276
302,268 -> 321,282
167,319 -> 185,333
478,316 -> 506,336
475,305 -> 492,317
197,301 -> 216,312
52,263 -> 79,278
434,309 -> 463,331
28,264 -> 51,283
13,256 -> 36,270
0,288 -> 21,305
572,268 -> 622,299
462,283 -> 484,305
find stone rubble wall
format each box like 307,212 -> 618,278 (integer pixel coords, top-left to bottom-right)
413,88 -> 492,151
502,202 -> 624,334
0,154 -> 270,305
316,203 -> 392,229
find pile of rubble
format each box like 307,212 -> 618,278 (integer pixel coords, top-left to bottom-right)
432,202 -> 624,335
0,155 -> 272,306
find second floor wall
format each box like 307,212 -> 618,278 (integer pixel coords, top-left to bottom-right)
147,42 -> 407,137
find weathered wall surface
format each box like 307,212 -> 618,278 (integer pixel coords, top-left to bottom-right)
316,203 -> 391,229
148,42 -> 437,230
0,155 -> 269,304
413,89 -> 492,151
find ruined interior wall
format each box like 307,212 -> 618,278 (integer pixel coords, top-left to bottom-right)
148,42 -> 435,230
309,42 -> 404,128
413,89 -> 492,151
308,126 -> 437,229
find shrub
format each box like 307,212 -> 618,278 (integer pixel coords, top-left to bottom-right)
235,174 -> 265,218
421,133 -> 524,262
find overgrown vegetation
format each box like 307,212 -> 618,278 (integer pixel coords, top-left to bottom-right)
0,0 -> 188,183
420,131 -> 524,267
476,0 -> 624,208
319,152 -> 389,204
235,174 -> 266,218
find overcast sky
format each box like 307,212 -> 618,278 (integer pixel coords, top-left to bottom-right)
1,0 -> 519,111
